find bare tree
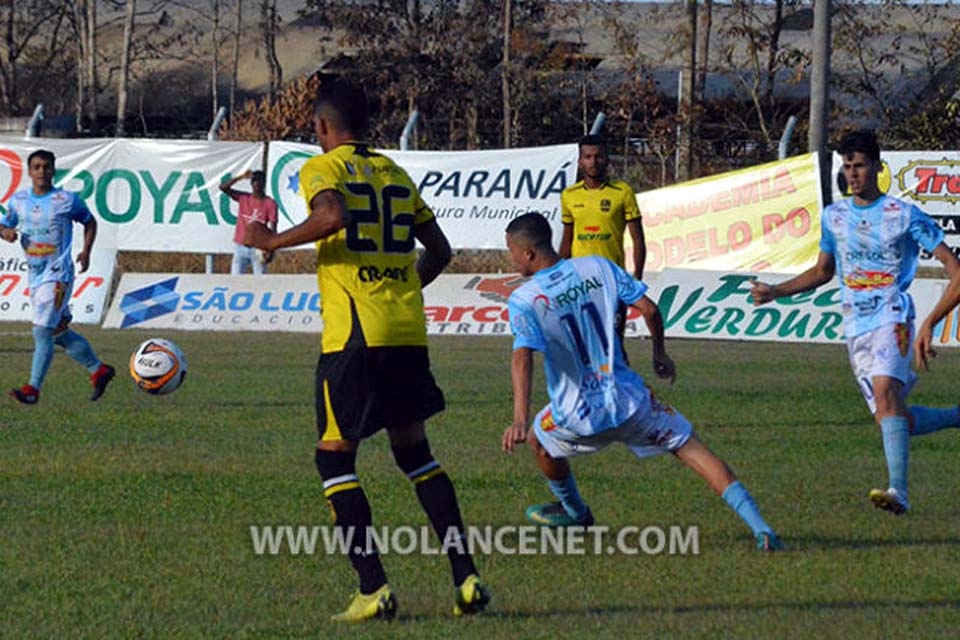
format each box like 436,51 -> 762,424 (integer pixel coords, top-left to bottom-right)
260,0 -> 281,103
116,0 -> 137,135
229,0 -> 242,117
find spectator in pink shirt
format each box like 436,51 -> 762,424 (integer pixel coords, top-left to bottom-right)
220,169 -> 278,274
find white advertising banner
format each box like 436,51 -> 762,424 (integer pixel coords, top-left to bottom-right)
831,151 -> 960,268
99,270 -> 959,347
0,241 -> 116,324
267,142 -> 578,249
0,137 -> 263,253
102,274 -> 322,332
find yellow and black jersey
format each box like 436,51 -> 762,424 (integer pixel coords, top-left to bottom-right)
561,179 -> 640,268
300,142 -> 433,352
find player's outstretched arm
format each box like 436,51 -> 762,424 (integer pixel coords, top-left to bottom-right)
77,217 -> 97,273
915,244 -> 960,370
750,251 -> 836,306
503,347 -> 534,452
245,189 -> 348,251
633,295 -> 676,384
414,218 -> 452,288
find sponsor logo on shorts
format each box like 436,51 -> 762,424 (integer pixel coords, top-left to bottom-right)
540,409 -> 557,432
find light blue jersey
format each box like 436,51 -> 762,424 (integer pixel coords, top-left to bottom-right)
821,195 -> 944,338
0,188 -> 92,288
509,256 -> 649,436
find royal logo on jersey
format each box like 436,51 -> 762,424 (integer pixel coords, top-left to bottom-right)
554,276 -> 602,307
843,270 -> 895,290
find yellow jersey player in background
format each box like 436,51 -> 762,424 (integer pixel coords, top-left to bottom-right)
559,134 -> 646,355
244,77 -> 489,623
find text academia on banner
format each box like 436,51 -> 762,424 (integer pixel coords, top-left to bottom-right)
0,137 -> 264,254
267,141 -> 578,250
0,241 -> 116,324
626,153 -> 823,274
831,151 -> 960,268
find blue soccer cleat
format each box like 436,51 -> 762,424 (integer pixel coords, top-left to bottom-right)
755,531 -> 785,552
526,501 -> 594,527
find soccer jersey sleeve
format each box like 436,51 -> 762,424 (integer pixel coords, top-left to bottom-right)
68,193 -> 93,223
621,183 -> 641,222
609,258 -> 648,305
908,205 -> 945,253
819,208 -> 836,255
299,155 -> 344,211
509,296 -> 546,352
560,190 -> 574,225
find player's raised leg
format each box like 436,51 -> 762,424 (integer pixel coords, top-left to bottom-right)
672,435 -> 784,551
524,425 -> 594,527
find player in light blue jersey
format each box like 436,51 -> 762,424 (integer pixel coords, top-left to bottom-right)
502,213 -> 783,552
0,149 -> 115,405
752,131 -> 960,515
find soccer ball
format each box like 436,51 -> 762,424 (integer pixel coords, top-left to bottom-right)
129,338 -> 187,395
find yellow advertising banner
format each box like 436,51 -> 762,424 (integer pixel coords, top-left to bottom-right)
631,153 -> 822,273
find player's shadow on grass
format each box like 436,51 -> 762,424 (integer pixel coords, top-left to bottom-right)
788,534 -> 960,551
481,597 -> 960,620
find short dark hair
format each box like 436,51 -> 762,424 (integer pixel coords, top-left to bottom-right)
506,213 -> 553,251
838,130 -> 880,162
27,149 -> 55,167
314,78 -> 369,135
578,134 -> 606,150
251,170 -> 266,183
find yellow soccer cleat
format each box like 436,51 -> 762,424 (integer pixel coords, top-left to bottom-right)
453,574 -> 491,617
330,585 -> 397,623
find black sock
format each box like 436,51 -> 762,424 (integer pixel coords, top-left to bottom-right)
315,449 -> 387,594
393,439 -> 477,586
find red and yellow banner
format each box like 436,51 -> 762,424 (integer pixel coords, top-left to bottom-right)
631,153 -> 822,273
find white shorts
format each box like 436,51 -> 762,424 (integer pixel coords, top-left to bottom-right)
31,280 -> 72,329
846,321 -> 917,414
533,394 -> 692,460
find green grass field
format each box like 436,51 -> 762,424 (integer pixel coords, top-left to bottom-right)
2,326 -> 960,638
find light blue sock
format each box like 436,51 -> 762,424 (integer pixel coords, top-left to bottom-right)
547,475 -> 590,520
53,330 -> 100,372
721,481 -> 773,537
29,326 -> 55,389
880,416 -> 910,495
909,406 -> 960,436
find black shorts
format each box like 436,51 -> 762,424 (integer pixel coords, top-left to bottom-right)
315,346 -> 445,442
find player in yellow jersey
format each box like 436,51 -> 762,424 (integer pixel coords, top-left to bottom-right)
559,134 -> 646,354
244,78 -> 489,623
